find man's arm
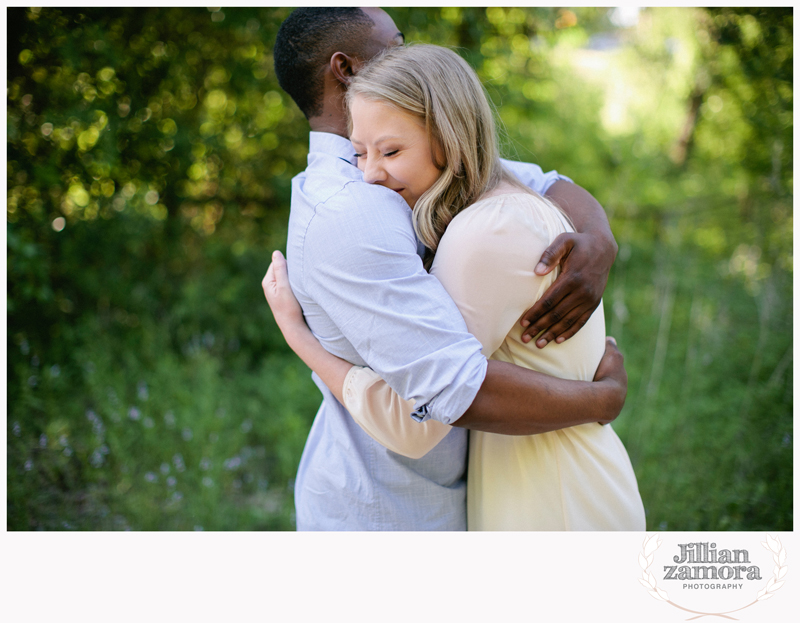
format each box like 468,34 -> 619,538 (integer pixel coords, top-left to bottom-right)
457,341 -> 626,435
502,159 -> 618,348
265,248 -> 626,454
298,183 -> 626,434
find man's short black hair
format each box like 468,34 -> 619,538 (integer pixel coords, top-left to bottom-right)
274,8 -> 376,119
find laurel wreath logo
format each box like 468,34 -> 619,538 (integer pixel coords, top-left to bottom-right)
638,534 -> 788,620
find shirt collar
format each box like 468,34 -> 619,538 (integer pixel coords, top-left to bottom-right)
309,131 -> 357,167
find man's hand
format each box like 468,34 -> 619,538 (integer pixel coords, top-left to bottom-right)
520,231 -> 611,347
592,336 -> 627,424
520,180 -> 618,348
455,335 -> 628,435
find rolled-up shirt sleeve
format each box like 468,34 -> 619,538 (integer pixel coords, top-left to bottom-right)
501,159 -> 571,193
301,182 -> 488,425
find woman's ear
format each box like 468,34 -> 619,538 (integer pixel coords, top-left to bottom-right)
330,52 -> 361,86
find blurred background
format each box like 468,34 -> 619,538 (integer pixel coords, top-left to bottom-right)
6,7 -> 792,531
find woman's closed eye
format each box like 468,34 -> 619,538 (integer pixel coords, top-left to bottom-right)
353,149 -> 400,160
353,150 -> 399,159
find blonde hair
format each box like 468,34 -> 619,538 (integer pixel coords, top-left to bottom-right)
347,44 -> 532,268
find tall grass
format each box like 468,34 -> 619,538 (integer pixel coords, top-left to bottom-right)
607,240 -> 792,531
7,236 -> 791,530
7,241 -> 321,531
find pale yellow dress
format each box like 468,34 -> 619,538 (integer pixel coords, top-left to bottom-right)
342,191 -> 645,531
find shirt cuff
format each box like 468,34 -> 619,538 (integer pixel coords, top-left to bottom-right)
543,173 -> 572,192
410,402 -> 430,423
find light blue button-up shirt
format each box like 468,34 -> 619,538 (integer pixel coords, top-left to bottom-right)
287,132 -> 566,530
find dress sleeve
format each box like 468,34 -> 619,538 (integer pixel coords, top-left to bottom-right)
430,194 -> 564,356
343,366 -> 451,459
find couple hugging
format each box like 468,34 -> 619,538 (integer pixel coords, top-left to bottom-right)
263,7 -> 646,531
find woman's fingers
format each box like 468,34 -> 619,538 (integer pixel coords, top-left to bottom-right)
262,261 -> 276,301
262,250 -> 305,329
271,249 -> 288,280
263,251 -> 289,303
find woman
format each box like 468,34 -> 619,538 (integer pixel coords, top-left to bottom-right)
264,44 -> 645,530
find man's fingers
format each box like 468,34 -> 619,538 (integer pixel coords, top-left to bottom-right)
530,319 -> 573,349
534,232 -> 575,276
602,335 -> 621,360
521,289 -> 600,347
594,336 -> 626,383
552,308 -> 595,344
521,263 -> 605,347
520,278 -> 582,340
520,276 -> 575,330
592,337 -> 627,423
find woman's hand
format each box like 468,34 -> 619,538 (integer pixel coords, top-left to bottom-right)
262,249 -> 354,406
262,250 -> 308,344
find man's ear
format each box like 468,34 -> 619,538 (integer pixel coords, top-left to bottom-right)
330,52 -> 361,86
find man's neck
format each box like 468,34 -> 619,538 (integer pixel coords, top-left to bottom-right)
308,115 -> 348,138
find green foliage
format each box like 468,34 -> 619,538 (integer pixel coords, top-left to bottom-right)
8,313 -> 318,530
7,7 -> 792,530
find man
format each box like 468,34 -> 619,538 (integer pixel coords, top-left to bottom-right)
271,7 -> 626,530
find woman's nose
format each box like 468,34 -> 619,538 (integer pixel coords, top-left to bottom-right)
362,156 -> 387,184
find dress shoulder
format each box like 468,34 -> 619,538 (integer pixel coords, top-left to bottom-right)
443,192 -> 572,252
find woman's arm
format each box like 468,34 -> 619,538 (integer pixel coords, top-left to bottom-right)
262,251 -> 450,458
342,367 -> 450,459
262,251 -> 351,405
